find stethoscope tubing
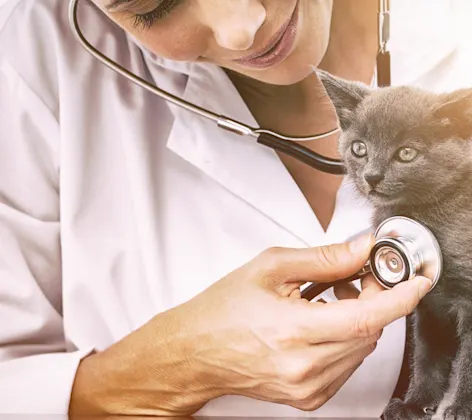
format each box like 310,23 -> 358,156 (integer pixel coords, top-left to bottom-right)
68,0 -> 347,174
69,0 -> 391,175
68,0 -> 401,301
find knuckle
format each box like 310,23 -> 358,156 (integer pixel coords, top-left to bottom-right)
276,326 -> 303,350
323,381 -> 342,404
352,304 -> 378,338
307,358 -> 324,374
405,295 -> 417,316
376,328 -> 384,341
259,247 -> 285,275
301,392 -> 329,412
281,359 -> 312,385
350,343 -> 376,364
289,381 -> 331,411
397,288 -> 422,318
349,344 -> 375,367
364,330 -> 382,347
312,244 -> 337,270
295,400 -> 322,412
365,340 -> 378,355
291,387 -> 315,403
352,313 -> 370,338
397,302 -> 413,321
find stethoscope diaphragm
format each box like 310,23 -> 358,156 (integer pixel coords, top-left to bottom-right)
371,216 -> 442,290
300,216 -> 443,301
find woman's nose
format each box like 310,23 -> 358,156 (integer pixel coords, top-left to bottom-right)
209,1 -> 266,51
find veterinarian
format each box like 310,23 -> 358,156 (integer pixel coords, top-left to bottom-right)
0,0 -> 470,417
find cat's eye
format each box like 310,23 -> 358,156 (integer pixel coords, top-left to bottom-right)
351,141 -> 367,158
396,147 -> 419,163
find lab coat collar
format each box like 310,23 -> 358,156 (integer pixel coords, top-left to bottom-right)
141,51 -> 327,245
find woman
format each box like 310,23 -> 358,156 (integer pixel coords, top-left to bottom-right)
0,0 -> 466,417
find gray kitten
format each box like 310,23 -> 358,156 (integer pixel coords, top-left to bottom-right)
318,69 -> 472,420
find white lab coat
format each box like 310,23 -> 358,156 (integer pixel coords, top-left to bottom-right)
0,0 -> 471,417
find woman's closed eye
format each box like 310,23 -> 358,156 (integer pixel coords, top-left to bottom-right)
106,0 -> 184,29
134,0 -> 183,28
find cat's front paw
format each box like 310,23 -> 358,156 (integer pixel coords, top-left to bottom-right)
383,398 -> 436,420
443,403 -> 472,420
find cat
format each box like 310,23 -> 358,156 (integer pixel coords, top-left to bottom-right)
317,69 -> 472,420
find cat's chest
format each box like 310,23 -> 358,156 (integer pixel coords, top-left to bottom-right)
371,206 -> 432,232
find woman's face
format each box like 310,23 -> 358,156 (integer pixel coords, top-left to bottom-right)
93,0 -> 334,85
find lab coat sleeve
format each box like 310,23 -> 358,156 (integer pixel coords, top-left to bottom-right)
0,59 -> 94,414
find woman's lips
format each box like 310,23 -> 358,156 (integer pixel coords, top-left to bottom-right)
233,2 -> 299,69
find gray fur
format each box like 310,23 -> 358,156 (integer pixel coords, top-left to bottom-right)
318,69 -> 472,420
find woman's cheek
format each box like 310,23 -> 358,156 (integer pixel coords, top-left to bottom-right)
134,27 -> 208,62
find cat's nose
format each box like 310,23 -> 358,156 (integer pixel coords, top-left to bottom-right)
365,173 -> 385,188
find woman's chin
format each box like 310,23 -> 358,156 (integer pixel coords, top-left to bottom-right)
222,58 -> 313,86
247,67 -> 314,86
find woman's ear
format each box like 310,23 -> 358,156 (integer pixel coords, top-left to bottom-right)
315,69 -> 372,130
432,89 -> 472,140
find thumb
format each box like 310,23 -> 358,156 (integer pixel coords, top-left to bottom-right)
257,234 -> 374,289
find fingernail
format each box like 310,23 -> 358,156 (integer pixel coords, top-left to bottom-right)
416,277 -> 433,297
349,234 -> 373,254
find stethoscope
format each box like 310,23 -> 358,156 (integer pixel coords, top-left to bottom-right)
68,0 -> 392,176
301,216 -> 443,301
68,0 -> 443,298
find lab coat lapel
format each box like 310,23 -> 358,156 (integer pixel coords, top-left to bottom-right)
164,62 -> 325,245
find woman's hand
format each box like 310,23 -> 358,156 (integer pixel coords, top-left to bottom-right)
69,234 -> 432,416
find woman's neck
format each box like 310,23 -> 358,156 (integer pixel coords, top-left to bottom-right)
225,0 -> 378,231
226,70 -> 343,231
226,70 -> 339,142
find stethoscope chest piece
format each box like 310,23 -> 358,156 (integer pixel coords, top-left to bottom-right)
370,216 -> 443,290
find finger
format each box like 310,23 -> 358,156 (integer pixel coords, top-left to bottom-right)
256,234 -> 374,291
312,332 -> 380,366
290,289 -> 302,299
313,363 -> 361,409
333,282 -> 360,300
279,332 -> 380,374
291,347 -> 372,411
315,345 -> 373,394
303,296 -> 327,303
287,363 -> 360,412
359,273 -> 385,300
300,276 -> 432,342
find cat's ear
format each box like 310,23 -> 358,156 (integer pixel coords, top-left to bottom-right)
433,89 -> 472,139
316,69 -> 372,130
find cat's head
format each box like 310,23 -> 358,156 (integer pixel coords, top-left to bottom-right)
318,70 -> 472,207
